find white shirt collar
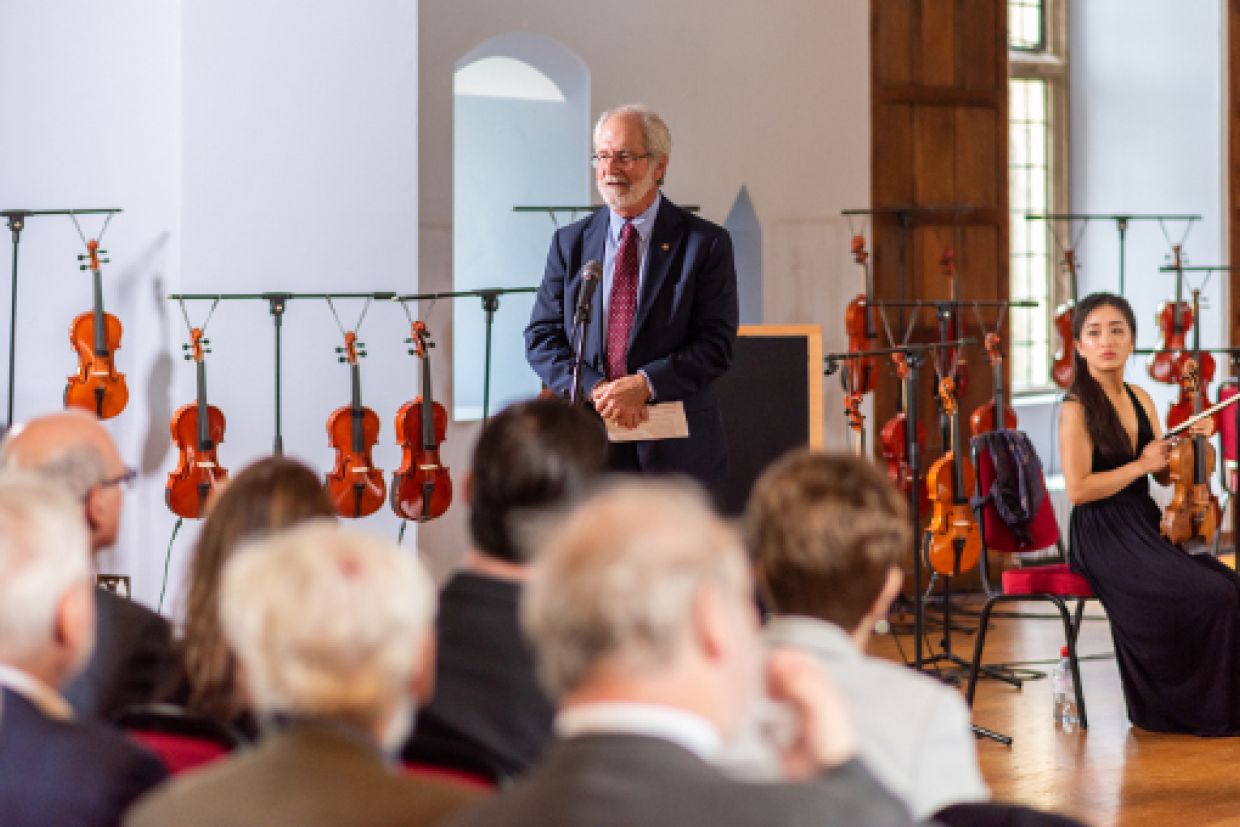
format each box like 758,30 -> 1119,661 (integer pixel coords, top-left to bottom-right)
555,701 -> 722,760
0,663 -> 74,721
764,615 -> 861,663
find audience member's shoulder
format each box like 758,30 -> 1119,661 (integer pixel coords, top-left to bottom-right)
100,588 -> 171,630
403,771 -> 489,819
14,702 -> 168,819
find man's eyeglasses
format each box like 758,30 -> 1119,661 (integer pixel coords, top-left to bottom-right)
591,152 -> 652,169
94,467 -> 137,492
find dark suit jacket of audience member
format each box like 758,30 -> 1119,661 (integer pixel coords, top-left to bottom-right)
0,686 -> 167,827
125,718 -> 482,827
403,571 -> 554,778
445,733 -> 913,827
65,587 -> 176,720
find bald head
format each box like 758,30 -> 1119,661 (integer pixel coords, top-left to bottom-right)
0,411 -> 128,553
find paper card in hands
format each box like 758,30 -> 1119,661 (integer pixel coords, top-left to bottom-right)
606,401 -> 690,443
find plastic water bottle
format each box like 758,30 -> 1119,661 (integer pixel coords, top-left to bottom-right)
1051,645 -> 1079,732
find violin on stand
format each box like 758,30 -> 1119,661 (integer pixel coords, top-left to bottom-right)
1161,359 -> 1220,546
1051,248 -> 1079,389
325,331 -> 386,518
969,332 -> 1018,437
166,328 -> 228,519
936,246 -> 969,397
880,353 -> 928,512
844,388 -> 866,458
1148,244 -> 1192,385
65,239 -> 128,418
1166,289 -> 1215,432
844,234 -> 878,395
925,376 -> 982,576
392,321 -> 452,521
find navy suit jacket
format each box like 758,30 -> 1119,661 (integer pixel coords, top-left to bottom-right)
525,197 -> 739,484
0,686 -> 167,827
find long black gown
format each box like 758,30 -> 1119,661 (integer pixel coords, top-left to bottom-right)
1070,384 -> 1240,735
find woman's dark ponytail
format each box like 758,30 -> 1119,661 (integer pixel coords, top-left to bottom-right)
1066,292 -> 1139,461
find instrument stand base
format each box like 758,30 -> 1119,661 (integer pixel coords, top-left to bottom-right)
921,546 -> 1020,746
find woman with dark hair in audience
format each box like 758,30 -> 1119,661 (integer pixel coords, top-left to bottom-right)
165,456 -> 334,736
1060,292 -> 1240,735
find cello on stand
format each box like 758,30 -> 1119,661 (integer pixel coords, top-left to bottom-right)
392,321 -> 452,522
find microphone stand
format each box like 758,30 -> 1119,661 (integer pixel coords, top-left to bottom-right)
569,287 -> 595,406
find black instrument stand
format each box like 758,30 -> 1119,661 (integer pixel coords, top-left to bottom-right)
569,292 -> 593,406
1026,212 -> 1202,294
169,285 -> 542,453
264,293 -> 290,455
827,337 -> 1010,745
169,291 -> 397,456
1,207 -> 122,429
395,287 -> 538,423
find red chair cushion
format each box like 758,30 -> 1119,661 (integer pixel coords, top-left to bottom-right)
404,762 -> 495,790
975,442 -> 1061,554
127,730 -> 231,774
1219,386 -> 1238,465
1001,563 -> 1094,597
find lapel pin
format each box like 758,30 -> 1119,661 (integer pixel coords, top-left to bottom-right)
660,242 -> 670,252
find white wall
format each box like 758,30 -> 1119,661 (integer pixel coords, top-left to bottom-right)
1030,0 -> 1226,477
0,1 -> 182,606
179,0 -> 421,596
2,1 -> 423,611
418,0 -> 872,567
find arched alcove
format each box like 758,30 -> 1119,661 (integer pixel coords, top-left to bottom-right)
452,33 -> 590,419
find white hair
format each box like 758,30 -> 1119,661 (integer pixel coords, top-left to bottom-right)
220,521 -> 436,729
0,437 -> 107,500
594,104 -> 673,160
522,478 -> 748,697
0,473 -> 91,664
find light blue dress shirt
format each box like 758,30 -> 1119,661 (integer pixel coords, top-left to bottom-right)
601,193 -> 661,395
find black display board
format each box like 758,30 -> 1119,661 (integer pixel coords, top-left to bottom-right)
716,326 -> 822,515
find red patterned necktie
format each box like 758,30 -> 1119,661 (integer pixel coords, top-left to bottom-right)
607,221 -> 640,380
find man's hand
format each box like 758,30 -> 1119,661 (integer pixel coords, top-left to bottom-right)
765,648 -> 857,779
591,375 -> 651,429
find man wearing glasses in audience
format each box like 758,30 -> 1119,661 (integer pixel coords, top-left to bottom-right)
525,105 -> 738,490
0,411 -> 175,720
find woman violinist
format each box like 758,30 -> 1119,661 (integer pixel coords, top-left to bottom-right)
1060,292 -> 1240,735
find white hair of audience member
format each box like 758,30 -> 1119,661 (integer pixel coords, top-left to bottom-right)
522,478 -> 749,698
0,434 -> 107,500
0,473 -> 92,665
220,520 -> 436,746
594,104 -> 673,160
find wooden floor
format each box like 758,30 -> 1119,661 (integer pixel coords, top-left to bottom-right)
869,597 -> 1240,827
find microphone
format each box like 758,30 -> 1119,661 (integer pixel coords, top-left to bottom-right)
574,260 -> 603,323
